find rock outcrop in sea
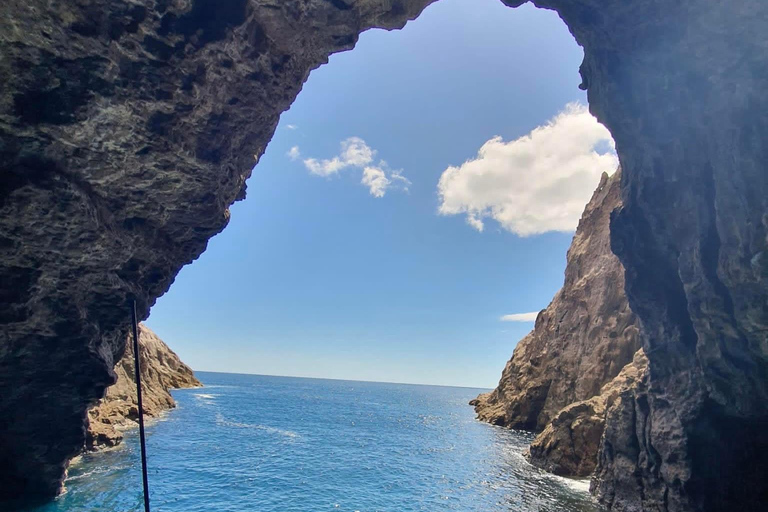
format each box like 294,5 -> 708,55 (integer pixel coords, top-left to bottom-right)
86,323 -> 201,450
1,1 -> 767,510
473,169 -> 644,477
473,170 -> 641,434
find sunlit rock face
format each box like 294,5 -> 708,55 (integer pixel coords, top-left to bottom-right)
0,0 -> 766,511
472,170 -> 642,434
472,169 -> 645,482
86,323 -> 201,450
526,348 -> 648,478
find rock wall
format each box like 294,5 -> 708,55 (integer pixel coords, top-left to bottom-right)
473,170 -> 642,432
526,348 -> 648,478
544,1 -> 768,510
1,0 -> 767,510
86,323 -> 201,450
0,1 -> 436,506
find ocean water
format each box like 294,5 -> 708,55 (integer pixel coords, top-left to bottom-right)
34,372 -> 599,512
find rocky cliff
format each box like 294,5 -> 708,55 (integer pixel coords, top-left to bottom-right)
526,348 -> 648,477
1,1 -> 767,511
473,170 -> 642,433
86,323 -> 201,450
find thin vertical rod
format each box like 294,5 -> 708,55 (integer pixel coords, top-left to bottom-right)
131,300 -> 151,512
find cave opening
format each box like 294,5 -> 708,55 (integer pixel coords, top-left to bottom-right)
4,0 -> 632,510
148,0 -> 607,390
81,1 -> 625,511
9,0 -> 767,511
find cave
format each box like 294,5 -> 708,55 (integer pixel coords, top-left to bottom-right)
0,1 -> 767,511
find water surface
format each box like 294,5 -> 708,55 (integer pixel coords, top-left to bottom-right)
36,372 -> 599,512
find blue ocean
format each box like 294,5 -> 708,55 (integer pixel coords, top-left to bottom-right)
34,372 -> 598,512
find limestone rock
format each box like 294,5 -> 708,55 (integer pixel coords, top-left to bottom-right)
526,349 -> 648,477
473,170 -> 642,431
85,323 -> 201,450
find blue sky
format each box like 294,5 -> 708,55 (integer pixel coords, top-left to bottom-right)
147,0 -> 617,388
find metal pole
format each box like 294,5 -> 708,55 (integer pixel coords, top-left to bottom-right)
131,300 -> 151,512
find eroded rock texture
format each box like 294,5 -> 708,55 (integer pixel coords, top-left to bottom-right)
526,349 -> 648,478
86,323 -> 201,450
0,0 -> 435,507
544,1 -> 768,511
1,0 -> 767,511
473,170 -> 642,432
509,1 -> 768,510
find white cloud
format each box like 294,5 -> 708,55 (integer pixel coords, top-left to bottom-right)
500,312 -> 539,322
467,213 -> 484,232
437,103 -> 618,236
287,146 -> 301,161
298,137 -> 409,198
361,166 -> 390,198
303,137 -> 374,177
339,137 -> 376,167
390,169 -> 412,192
286,124 -> 298,130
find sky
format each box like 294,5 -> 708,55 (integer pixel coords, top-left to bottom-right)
146,0 -> 617,389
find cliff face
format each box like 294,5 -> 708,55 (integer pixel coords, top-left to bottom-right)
86,323 -> 201,450
474,170 -> 642,432
1,1 -> 767,511
562,2 -> 768,510
526,348 -> 648,478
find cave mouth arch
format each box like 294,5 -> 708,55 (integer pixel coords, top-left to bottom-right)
147,0 -> 600,390
139,5 -> 633,501
1,0 -> 767,511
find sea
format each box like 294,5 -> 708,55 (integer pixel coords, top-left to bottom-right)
33,372 -> 599,512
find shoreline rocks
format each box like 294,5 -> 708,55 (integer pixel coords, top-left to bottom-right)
473,169 -> 650,483
525,349 -> 648,477
86,324 -> 201,450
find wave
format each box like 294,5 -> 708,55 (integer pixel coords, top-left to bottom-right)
214,413 -> 300,439
558,476 -> 591,494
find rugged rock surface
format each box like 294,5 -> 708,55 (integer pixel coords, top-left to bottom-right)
0,1 -> 436,506
563,2 -> 768,510
1,0 -> 767,511
473,170 -> 642,431
526,349 -> 648,477
86,323 -> 201,450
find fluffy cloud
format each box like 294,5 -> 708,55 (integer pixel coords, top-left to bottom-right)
361,166 -> 390,198
303,137 -> 374,177
287,146 -> 301,161
298,137 -> 409,198
500,312 -> 539,322
437,103 -> 618,236
285,124 -> 298,130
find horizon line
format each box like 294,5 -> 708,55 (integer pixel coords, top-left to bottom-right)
191,368 -> 493,391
